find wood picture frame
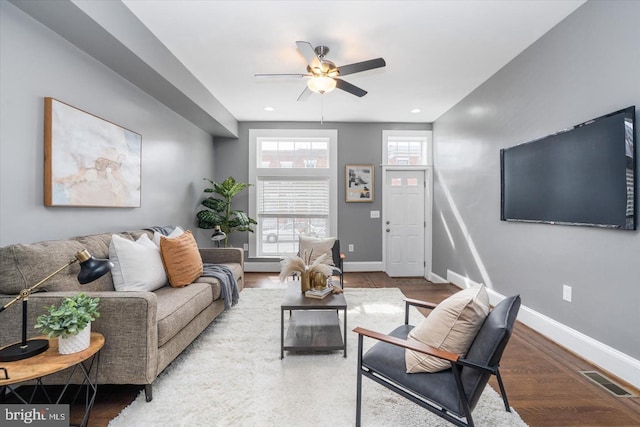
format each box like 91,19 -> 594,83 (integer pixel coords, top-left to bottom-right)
345,164 -> 374,202
44,97 -> 142,207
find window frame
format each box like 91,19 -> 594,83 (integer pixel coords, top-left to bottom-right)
248,129 -> 338,258
382,130 -> 433,166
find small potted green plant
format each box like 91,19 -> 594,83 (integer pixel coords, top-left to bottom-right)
34,293 -> 100,354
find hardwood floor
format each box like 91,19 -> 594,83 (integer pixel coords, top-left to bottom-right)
44,272 -> 640,426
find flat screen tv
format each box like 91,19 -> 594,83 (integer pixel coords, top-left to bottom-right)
501,106 -> 636,230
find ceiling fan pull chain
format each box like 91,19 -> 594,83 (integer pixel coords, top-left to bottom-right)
321,94 -> 324,125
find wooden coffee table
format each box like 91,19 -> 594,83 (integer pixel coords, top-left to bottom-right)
280,281 -> 347,358
0,332 -> 104,427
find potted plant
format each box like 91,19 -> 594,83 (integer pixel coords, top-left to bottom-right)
34,293 -> 100,354
196,176 -> 257,247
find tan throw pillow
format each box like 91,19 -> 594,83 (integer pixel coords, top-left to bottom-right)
405,285 -> 490,373
299,236 -> 336,265
159,230 -> 203,287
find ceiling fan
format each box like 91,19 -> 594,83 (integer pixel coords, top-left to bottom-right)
255,41 -> 386,101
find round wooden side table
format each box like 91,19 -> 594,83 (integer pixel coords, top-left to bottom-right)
0,332 -> 105,427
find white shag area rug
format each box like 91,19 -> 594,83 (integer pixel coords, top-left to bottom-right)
109,288 -> 527,427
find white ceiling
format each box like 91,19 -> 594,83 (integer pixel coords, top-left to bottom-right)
122,0 -> 585,124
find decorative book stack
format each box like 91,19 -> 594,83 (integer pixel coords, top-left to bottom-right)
304,286 -> 333,299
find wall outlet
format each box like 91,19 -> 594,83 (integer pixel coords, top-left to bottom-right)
563,285 -> 572,302
243,243 -> 249,251
348,244 -> 354,252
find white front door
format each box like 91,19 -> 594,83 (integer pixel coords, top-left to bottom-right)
384,169 -> 427,277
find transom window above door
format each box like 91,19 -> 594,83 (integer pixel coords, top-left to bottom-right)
382,130 -> 432,166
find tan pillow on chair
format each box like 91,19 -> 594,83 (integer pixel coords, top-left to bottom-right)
299,236 -> 336,265
405,285 -> 490,373
159,230 -> 203,287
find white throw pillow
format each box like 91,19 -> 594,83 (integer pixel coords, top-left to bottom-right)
405,285 -> 490,373
152,226 -> 184,247
298,236 -> 336,265
109,234 -> 168,292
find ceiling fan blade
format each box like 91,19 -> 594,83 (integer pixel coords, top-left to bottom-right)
335,79 -> 367,97
296,41 -> 321,70
296,86 -> 312,102
337,58 -> 386,76
254,73 -> 310,79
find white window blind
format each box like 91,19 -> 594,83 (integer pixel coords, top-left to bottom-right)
258,179 -> 330,217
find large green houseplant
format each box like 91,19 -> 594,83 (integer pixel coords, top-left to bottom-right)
196,176 -> 257,247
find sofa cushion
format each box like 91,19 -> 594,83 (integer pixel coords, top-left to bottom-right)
159,231 -> 203,287
155,283 -> 213,347
109,234 -> 167,292
405,286 -> 490,373
192,276 -> 222,300
152,226 -> 184,247
193,262 -> 244,296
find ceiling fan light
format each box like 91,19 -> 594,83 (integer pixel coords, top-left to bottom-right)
307,76 -> 337,94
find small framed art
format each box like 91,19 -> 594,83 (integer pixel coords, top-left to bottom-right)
345,164 -> 374,202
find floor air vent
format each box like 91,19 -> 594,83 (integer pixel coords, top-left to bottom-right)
580,371 -> 637,397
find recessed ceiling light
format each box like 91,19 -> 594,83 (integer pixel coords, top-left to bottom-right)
264,106 -> 275,112
410,108 -> 421,114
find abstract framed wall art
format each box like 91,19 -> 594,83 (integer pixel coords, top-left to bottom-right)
345,164 -> 374,202
44,97 -> 141,207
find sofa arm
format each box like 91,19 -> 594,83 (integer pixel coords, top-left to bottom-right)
0,291 -> 159,385
199,247 -> 244,269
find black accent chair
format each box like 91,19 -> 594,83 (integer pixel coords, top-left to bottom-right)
331,239 -> 345,288
353,294 -> 521,427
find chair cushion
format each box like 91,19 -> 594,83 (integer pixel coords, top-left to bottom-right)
406,286 -> 490,373
109,234 -> 167,292
159,230 -> 203,287
299,236 -> 336,265
362,325 -> 465,417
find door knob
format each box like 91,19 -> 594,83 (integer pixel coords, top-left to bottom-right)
386,221 -> 390,225
386,229 -> 390,232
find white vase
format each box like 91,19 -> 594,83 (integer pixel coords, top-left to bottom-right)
58,323 -> 91,354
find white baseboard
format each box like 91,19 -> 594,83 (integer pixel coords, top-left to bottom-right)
243,261 -> 383,273
444,269 -> 640,390
343,261 -> 383,272
428,271 -> 447,283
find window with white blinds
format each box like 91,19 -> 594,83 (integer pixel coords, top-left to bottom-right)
249,129 -> 338,258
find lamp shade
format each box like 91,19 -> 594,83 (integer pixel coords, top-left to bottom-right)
76,249 -> 114,284
211,226 -> 226,242
307,76 -> 337,94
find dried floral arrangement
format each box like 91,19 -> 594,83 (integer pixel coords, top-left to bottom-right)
279,250 -> 342,293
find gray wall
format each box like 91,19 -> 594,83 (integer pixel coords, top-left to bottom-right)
214,121 -> 431,264
0,2 -> 215,247
432,0 -> 640,359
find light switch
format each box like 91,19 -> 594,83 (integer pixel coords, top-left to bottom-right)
370,210 -> 380,218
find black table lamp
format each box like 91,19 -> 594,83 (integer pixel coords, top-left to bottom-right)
0,249 -> 113,362
211,225 -> 226,248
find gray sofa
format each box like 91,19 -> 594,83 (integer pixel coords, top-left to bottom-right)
0,229 -> 244,401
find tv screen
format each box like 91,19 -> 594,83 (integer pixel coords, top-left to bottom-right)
501,106 -> 636,230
